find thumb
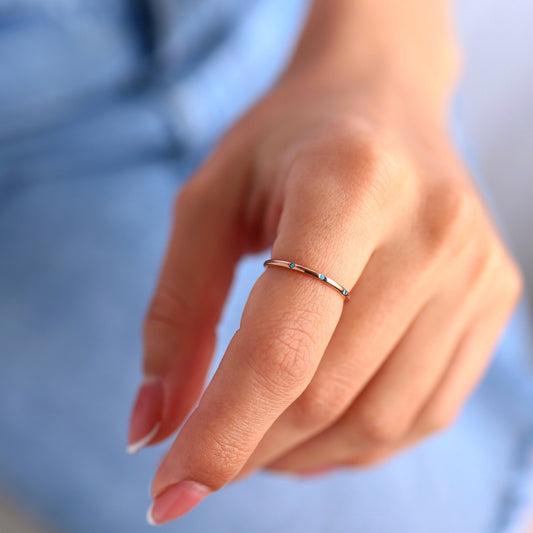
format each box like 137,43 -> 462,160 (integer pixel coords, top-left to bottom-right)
127,137 -> 252,453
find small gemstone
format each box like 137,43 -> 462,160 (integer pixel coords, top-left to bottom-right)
319,274 -> 325,280
342,289 -> 348,295
289,263 -> 295,268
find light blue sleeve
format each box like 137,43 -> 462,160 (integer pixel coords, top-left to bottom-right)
1,2 -> 533,533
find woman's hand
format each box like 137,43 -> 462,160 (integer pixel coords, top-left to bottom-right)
127,0 -> 523,525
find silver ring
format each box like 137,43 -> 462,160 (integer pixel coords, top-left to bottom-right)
263,259 -> 350,301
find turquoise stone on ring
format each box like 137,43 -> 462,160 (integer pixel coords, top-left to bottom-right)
263,259 -> 350,300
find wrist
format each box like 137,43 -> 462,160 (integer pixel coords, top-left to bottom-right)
281,0 -> 461,119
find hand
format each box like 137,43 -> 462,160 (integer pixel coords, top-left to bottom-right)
127,14 -> 523,526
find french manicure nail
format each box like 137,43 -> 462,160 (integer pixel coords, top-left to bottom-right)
127,376 -> 164,454
146,480 -> 211,525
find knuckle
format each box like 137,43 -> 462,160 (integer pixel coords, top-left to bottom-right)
173,180 -> 202,217
353,141 -> 411,208
421,179 -> 477,257
504,258 -> 525,303
486,254 -> 525,321
291,127 -> 409,220
143,288 -> 195,337
192,426 -> 250,490
476,245 -> 523,307
326,132 -> 409,208
336,133 -> 387,180
249,320 -> 317,394
267,326 -> 316,386
343,449 -> 389,468
292,378 -> 353,428
457,228 -> 507,294
419,406 -> 458,435
439,181 -> 475,232
462,236 -> 495,289
353,404 -> 409,446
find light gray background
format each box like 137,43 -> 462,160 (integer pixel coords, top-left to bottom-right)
1,1 -> 531,531
458,1 -> 533,302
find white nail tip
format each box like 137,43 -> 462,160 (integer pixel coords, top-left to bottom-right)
126,422 -> 161,455
146,503 -> 157,526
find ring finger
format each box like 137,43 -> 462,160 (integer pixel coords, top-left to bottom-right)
263,241 -> 511,473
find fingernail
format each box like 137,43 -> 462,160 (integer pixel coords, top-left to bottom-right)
146,480 -> 211,525
127,376 -> 164,454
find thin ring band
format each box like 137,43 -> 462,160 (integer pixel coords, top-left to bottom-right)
263,259 -> 351,301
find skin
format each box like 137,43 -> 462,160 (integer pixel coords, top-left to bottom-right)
128,0 -> 525,524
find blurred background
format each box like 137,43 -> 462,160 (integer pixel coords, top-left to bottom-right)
0,0 -> 531,531
458,1 -> 533,303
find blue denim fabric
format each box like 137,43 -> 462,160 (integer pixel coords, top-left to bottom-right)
1,2 -> 533,532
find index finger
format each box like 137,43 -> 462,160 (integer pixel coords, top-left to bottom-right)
148,154 -> 385,525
